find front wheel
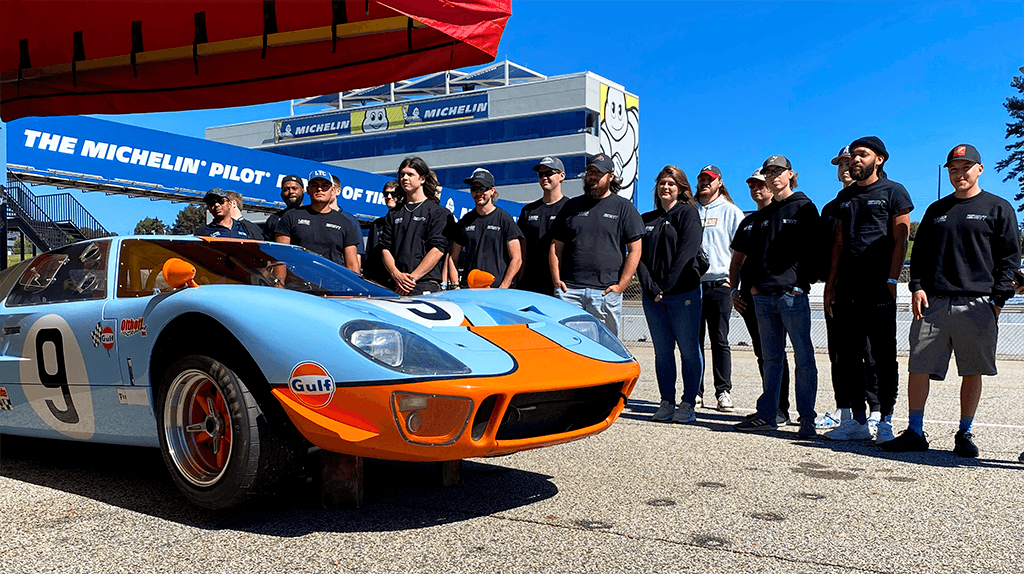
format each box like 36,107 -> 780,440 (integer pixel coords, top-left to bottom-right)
157,354 -> 294,509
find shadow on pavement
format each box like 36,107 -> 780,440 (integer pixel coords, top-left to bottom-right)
0,434 -> 559,535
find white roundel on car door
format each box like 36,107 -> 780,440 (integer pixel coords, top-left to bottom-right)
18,314 -> 96,440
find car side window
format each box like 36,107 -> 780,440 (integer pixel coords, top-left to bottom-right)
6,241 -> 111,307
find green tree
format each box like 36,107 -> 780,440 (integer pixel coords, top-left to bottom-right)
170,205 -> 207,235
134,217 -> 167,235
995,71 -> 1024,224
909,221 -> 919,241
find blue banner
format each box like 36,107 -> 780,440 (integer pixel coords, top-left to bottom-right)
7,116 -> 516,222
275,92 -> 489,143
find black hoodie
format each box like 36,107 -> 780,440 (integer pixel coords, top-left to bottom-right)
636,202 -> 703,299
733,191 -> 820,294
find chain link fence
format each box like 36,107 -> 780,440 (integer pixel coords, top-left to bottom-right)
619,272 -> 1024,360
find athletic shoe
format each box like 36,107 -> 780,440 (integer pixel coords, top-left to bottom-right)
867,411 -> 881,436
824,419 -> 872,441
671,402 -> 696,424
814,409 -> 842,429
879,428 -> 929,452
651,400 -> 675,422
953,429 -> 979,458
716,392 -> 735,412
797,419 -> 817,438
875,420 -> 896,445
734,416 -> 776,432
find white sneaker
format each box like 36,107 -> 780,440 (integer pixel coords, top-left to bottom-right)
672,402 -> 697,424
716,391 -> 735,412
824,419 -> 872,441
652,400 -> 675,422
867,411 -> 881,437
875,420 -> 895,444
815,409 -> 842,429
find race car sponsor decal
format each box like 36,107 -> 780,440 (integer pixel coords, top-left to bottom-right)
0,387 -> 12,411
19,314 -> 95,439
91,322 -> 115,351
289,362 -> 335,409
363,299 -> 466,328
116,387 -> 150,406
120,317 -> 147,337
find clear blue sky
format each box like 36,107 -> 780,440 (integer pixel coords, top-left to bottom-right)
2,1 -> 1022,235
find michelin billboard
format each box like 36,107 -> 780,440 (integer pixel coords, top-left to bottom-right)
598,83 -> 640,203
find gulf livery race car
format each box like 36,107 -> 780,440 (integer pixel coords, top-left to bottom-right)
0,236 -> 640,508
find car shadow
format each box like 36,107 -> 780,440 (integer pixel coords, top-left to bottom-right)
0,434 -> 560,535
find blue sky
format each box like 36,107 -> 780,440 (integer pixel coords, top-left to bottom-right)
2,1 -> 1022,235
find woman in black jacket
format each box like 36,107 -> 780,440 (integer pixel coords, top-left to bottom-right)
636,165 -> 705,424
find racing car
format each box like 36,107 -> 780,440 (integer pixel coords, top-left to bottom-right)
0,236 -> 640,508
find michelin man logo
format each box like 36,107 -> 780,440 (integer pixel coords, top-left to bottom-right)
278,122 -> 294,139
362,108 -> 389,133
599,84 -> 640,202
404,106 -> 422,124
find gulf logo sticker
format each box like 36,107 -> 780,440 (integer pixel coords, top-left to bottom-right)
289,362 -> 335,408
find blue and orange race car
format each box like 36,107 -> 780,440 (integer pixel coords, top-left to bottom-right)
0,236 -> 640,508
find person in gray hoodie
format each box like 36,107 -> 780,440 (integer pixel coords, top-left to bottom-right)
695,165 -> 745,411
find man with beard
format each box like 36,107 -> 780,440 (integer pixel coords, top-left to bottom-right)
823,136 -> 913,444
883,144 -> 1020,457
274,169 -> 361,273
264,174 -> 305,240
731,156 -> 819,437
516,157 -> 569,294
549,153 -> 644,335
695,165 -> 744,412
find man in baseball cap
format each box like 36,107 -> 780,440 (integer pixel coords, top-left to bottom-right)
517,157 -> 569,294
823,136 -> 913,444
886,144 -> 1020,457
195,188 -> 251,238
264,174 -> 305,240
273,168 -> 361,273
446,168 -> 523,289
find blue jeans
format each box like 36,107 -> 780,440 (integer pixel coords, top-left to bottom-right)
556,287 -> 623,336
642,286 -> 704,405
752,291 -> 818,422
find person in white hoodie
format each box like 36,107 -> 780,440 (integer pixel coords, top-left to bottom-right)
695,165 -> 745,412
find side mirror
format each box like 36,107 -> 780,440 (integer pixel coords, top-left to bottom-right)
162,258 -> 199,289
466,269 -> 495,289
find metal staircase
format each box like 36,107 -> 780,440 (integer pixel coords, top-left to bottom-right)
2,175 -> 113,256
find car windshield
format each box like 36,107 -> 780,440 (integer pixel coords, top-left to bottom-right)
117,239 -> 395,298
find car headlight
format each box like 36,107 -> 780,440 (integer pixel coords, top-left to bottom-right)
342,320 -> 471,375
559,314 -> 632,360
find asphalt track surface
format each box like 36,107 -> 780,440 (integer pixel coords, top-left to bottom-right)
2,347 -> 1023,574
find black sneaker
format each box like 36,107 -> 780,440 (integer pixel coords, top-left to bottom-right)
797,419 -> 816,439
734,416 -> 776,432
776,410 -> 791,426
879,428 -> 929,452
953,429 -> 979,458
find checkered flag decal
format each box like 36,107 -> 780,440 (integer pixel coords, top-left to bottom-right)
91,322 -> 103,347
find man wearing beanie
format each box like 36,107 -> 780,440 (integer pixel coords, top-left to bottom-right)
730,155 -> 820,437
823,136 -> 913,444
883,145 -> 1020,456
694,165 -> 745,412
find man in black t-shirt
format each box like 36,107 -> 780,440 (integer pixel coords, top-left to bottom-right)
264,174 -> 304,240
517,157 -> 569,295
823,136 -> 913,445
550,153 -> 644,336
883,144 -> 1021,457
274,169 -> 361,272
447,168 -> 523,288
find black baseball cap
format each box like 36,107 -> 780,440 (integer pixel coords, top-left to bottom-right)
849,136 -> 889,160
944,144 -> 982,167
464,168 -> 495,188
586,153 -> 615,174
203,188 -> 229,204
281,174 -> 303,187
533,157 -> 565,173
830,145 -> 851,165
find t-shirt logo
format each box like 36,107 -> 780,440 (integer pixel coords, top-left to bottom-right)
528,215 -> 539,221
602,213 -> 619,220
466,225 -> 476,231
325,223 -> 341,230
298,219 -> 311,226
487,225 -> 501,231
645,225 -> 655,232
966,214 -> 987,221
703,217 -> 718,228
934,215 -> 947,224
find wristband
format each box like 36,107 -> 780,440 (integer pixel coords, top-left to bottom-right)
887,278 -> 898,285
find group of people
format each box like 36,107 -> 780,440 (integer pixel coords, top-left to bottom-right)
194,141 -> 1023,459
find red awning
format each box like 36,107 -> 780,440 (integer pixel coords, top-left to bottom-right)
0,0 -> 510,121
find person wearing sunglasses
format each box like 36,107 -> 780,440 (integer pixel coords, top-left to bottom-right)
446,168 -> 523,289
516,157 -> 570,294
195,188 -> 252,239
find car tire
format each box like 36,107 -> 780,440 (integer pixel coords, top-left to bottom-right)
156,354 -> 296,509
